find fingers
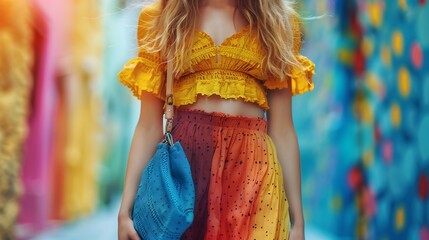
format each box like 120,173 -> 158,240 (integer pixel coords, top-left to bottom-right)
118,217 -> 141,240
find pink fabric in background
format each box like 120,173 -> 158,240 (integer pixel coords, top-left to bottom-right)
19,0 -> 72,235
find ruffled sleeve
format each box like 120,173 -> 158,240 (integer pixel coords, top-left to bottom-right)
117,2 -> 166,101
263,17 -> 315,95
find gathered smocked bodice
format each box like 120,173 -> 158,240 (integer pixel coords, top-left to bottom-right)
118,2 -> 315,110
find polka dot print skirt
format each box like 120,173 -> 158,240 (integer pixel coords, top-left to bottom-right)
172,109 -> 290,240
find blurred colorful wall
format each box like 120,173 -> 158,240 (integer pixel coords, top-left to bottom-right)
0,0 -> 428,239
298,0 -> 429,239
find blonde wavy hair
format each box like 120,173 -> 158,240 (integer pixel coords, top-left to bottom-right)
141,0 -> 302,80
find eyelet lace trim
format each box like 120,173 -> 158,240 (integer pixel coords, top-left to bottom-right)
118,57 -> 166,100
173,69 -> 269,110
263,55 -> 315,95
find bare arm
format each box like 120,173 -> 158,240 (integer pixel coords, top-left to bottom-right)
118,92 -> 164,237
267,87 -> 304,229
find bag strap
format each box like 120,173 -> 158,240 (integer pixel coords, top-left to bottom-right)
164,54 -> 174,145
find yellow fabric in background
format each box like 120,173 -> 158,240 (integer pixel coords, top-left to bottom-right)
0,0 -> 33,238
62,0 -> 103,219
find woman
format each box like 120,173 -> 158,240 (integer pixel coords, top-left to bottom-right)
117,0 -> 315,239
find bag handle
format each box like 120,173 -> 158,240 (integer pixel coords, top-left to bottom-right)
164,54 -> 174,145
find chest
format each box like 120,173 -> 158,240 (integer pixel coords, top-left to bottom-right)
180,27 -> 267,81
197,5 -> 249,46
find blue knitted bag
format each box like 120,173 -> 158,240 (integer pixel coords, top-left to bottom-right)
132,132 -> 195,240
132,55 -> 194,239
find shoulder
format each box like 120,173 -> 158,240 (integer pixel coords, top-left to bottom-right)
137,1 -> 162,37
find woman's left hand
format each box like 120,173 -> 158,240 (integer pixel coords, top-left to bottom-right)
288,225 -> 304,240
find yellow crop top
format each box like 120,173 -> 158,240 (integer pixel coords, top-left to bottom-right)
118,2 -> 315,110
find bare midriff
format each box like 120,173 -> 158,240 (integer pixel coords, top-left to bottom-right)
179,95 -> 265,118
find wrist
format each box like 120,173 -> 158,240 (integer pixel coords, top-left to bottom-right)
291,214 -> 304,228
292,220 -> 304,229
118,211 -> 130,220
118,206 -> 133,220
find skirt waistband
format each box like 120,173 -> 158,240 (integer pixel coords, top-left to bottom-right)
174,109 -> 267,132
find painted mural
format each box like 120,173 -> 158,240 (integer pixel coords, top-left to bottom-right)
298,0 -> 429,239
